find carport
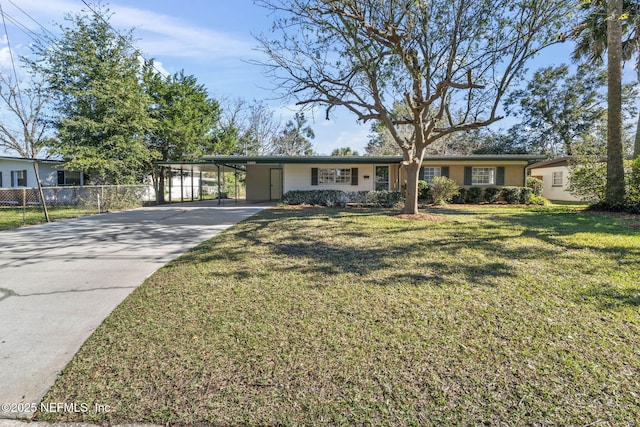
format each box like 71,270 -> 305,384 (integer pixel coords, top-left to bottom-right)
154,161 -> 245,204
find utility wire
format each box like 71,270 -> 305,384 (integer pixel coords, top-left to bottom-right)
6,0 -> 58,40
0,9 -> 42,43
0,1 -> 27,150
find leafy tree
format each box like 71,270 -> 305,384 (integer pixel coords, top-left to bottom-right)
568,130 -> 608,202
143,64 -> 221,202
270,112 -> 315,156
505,64 -> 607,156
331,147 -> 359,156
30,5 -> 153,184
257,0 -> 573,214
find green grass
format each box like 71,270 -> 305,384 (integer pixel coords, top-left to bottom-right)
38,205 -> 640,425
0,206 -> 98,230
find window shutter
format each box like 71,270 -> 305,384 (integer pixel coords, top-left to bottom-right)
441,166 -> 449,178
0,171 -> 2,187
351,168 -> 358,185
11,171 -> 15,187
419,167 -> 424,181
311,168 -> 318,185
464,167 -> 472,186
58,171 -> 65,186
23,170 -> 27,186
496,167 -> 505,185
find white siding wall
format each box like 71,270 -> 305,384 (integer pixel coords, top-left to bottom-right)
283,164 -> 377,193
0,159 -> 73,187
530,165 -> 583,202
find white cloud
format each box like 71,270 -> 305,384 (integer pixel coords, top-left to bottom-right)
109,5 -> 254,60
4,0 -> 254,61
0,47 -> 13,69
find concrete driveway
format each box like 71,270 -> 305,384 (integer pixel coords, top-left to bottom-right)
0,201 -> 269,419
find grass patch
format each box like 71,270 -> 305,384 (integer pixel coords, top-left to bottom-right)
0,206 -> 97,230
38,205 -> 640,425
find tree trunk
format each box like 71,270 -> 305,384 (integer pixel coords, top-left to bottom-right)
32,163 -> 50,222
606,0 -> 626,204
635,59 -> 640,159
157,167 -> 166,204
635,107 -> 640,159
403,160 -> 421,214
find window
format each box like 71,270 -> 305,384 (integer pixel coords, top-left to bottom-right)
318,168 -> 352,184
471,167 -> 496,185
375,166 -> 389,191
11,170 -> 27,187
422,167 -> 441,183
552,171 -> 563,187
66,171 -> 82,186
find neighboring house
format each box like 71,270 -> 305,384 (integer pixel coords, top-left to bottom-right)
0,156 -> 85,188
527,157 -> 582,202
157,154 -> 544,202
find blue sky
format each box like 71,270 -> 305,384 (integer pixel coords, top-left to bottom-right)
0,1 -> 630,157
1,0 -> 371,156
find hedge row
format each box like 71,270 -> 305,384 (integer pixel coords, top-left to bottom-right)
283,190 -> 405,208
420,185 -> 544,205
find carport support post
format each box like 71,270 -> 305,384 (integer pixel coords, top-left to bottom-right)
217,164 -> 221,205
191,167 -> 194,202
235,171 -> 239,205
168,168 -> 172,203
180,167 -> 184,202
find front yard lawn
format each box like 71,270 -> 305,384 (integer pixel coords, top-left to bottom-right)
0,206 -> 97,230
38,205 -> 640,425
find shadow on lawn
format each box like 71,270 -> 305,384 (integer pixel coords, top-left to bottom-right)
223,208 -> 531,288
582,286 -> 640,310
178,207 -> 638,293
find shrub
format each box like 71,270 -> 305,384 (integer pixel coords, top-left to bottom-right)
520,187 -> 533,204
282,190 -> 346,207
282,190 -> 404,208
366,190 -> 405,207
628,156 -> 640,208
526,176 -> 544,196
527,193 -> 549,206
466,187 -> 483,204
418,180 -> 432,203
430,176 -> 459,205
452,187 -> 467,204
483,187 -> 501,203
502,186 -> 522,204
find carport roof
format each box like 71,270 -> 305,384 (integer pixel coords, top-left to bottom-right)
201,154 -> 544,164
155,154 -> 545,171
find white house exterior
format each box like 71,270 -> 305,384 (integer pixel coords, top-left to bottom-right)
0,156 -> 84,188
176,155 -> 546,202
527,157 -> 583,202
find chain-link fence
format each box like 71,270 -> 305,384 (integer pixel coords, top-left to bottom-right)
0,185 -> 155,229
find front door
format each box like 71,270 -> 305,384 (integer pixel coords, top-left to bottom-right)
375,166 -> 389,191
270,168 -> 283,200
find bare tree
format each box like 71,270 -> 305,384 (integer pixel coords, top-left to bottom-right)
218,97 -> 282,155
256,0 -> 572,213
0,72 -> 52,221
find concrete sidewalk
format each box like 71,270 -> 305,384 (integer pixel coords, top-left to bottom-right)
0,201 -> 269,419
